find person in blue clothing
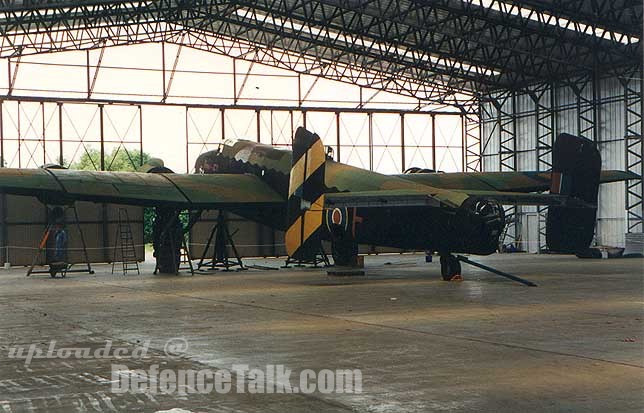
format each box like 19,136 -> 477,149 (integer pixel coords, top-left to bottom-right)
49,222 -> 68,277
53,223 -> 68,262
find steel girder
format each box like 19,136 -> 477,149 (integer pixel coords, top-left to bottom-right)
516,0 -> 642,38
0,0 -> 640,111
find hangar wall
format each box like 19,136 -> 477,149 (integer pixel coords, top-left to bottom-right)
0,194 -> 144,266
481,71 -> 643,250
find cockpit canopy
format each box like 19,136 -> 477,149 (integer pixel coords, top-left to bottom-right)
193,149 -> 222,174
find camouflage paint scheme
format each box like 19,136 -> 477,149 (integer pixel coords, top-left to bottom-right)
196,137 -> 635,256
0,135 -> 637,257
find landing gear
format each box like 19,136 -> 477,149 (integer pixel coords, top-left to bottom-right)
439,254 -> 462,281
152,208 -> 183,274
331,237 -> 358,267
437,252 -> 537,286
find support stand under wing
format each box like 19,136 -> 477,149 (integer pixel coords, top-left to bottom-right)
197,210 -> 246,272
26,205 -> 94,278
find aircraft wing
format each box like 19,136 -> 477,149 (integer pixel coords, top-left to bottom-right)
396,170 -> 637,192
324,188 -> 575,210
0,168 -> 284,208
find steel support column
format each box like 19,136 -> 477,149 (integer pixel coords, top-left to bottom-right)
529,82 -> 556,252
622,67 -> 644,233
463,111 -> 480,172
568,75 -> 596,140
493,91 -> 518,250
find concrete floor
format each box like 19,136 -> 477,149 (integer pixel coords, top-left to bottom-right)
0,253 -> 642,412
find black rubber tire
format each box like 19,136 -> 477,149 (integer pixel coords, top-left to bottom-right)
440,255 -> 461,281
331,237 -> 358,267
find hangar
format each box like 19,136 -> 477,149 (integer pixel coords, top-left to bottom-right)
0,1 -> 642,411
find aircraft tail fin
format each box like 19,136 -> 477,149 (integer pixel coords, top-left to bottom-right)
285,127 -> 327,260
546,133 -> 601,253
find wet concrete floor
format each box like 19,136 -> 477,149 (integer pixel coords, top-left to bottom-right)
0,253 -> 642,412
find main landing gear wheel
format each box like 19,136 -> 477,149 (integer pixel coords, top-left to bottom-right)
440,255 -> 462,281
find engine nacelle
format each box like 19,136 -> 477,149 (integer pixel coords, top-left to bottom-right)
452,198 -> 505,254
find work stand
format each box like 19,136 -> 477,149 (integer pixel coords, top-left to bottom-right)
26,205 -> 94,278
282,247 -> 331,268
196,210 -> 246,272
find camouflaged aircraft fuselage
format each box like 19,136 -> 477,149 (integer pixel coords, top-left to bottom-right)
196,140 -> 503,255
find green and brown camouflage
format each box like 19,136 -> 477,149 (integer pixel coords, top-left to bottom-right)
0,128 -> 638,270
0,167 -> 283,208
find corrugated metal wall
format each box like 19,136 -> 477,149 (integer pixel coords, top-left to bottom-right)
0,194 -> 144,266
481,74 -> 642,249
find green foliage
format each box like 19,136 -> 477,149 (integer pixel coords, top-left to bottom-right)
143,208 -> 156,244
70,147 -> 151,172
71,147 -> 156,243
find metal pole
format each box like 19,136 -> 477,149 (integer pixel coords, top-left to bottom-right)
456,255 -> 537,287
232,58 -> 237,105
297,73 -> 302,107
290,110 -> 294,144
17,101 -> 20,168
400,113 -> 405,172
431,113 -> 436,170
41,102 -> 46,165
368,112 -> 373,171
99,104 -> 108,261
139,105 -> 143,166
99,104 -> 105,171
592,64 -> 600,143
0,100 -> 4,167
270,110 -> 274,145
220,108 -> 225,141
336,112 -> 341,162
6,59 -> 10,95
86,50 -> 91,99
461,114 -> 466,172
58,103 -> 63,166
256,109 -> 261,143
161,41 -> 166,101
185,106 -> 189,173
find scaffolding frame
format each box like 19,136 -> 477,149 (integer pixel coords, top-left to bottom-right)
480,67 -> 643,250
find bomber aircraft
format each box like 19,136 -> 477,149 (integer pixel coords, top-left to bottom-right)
0,127 -> 636,280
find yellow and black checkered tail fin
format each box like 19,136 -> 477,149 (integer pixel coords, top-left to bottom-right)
285,127 -> 326,260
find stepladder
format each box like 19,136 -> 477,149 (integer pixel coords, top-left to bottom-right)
112,208 -> 140,275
